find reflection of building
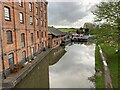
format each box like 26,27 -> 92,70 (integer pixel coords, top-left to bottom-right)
48,27 -> 66,48
0,0 -> 48,78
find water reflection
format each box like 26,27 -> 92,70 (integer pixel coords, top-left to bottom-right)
49,43 -> 95,88
15,43 -> 95,88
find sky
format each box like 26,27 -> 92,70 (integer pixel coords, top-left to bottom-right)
47,0 -> 103,28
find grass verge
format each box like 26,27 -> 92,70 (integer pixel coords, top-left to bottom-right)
95,45 -> 105,88
101,44 -> 118,88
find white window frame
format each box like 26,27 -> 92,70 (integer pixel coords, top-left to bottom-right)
36,18 -> 38,26
19,0 -> 23,7
29,3 -> 32,11
36,7 -> 38,15
4,7 -> 10,20
30,16 -> 33,25
19,12 -> 24,23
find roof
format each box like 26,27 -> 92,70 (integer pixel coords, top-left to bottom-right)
48,27 -> 66,36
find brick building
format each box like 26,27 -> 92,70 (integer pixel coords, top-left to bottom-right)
0,0 -> 48,78
48,27 -> 66,48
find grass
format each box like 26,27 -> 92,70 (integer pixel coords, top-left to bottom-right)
59,28 -> 77,32
95,45 -> 105,88
101,44 -> 118,88
90,25 -> 118,88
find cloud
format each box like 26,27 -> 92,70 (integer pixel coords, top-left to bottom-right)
48,2 -> 88,26
48,0 -> 102,27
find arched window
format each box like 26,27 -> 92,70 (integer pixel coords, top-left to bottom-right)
19,0 -> 23,7
37,31 -> 39,38
19,12 -> 24,23
8,53 -> 14,68
6,30 -> 13,44
29,3 -> 32,11
36,7 -> 38,15
30,16 -> 33,25
21,33 -> 25,48
4,6 -> 10,21
31,33 -> 34,44
22,51 -> 27,62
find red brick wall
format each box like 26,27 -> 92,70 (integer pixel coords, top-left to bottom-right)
0,1 -> 48,76
48,35 -> 62,48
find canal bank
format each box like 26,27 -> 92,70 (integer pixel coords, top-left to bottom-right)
5,42 -> 96,88
15,46 -> 66,88
2,48 -> 53,88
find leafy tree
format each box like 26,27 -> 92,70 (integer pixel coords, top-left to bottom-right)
84,28 -> 89,35
92,1 -> 120,29
76,29 -> 80,34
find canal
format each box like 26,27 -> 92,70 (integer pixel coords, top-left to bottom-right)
15,42 -> 95,88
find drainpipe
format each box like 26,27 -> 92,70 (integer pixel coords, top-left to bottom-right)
0,1 -> 6,79
38,2 -> 41,52
24,2 -> 29,62
0,24 -> 6,79
33,3 -> 36,56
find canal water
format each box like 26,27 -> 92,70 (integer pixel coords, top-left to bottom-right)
15,42 -> 95,88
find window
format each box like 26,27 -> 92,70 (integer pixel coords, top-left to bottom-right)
40,20 -> 43,27
36,7 -> 38,15
31,33 -> 34,44
44,13 -> 46,18
31,47 -> 34,58
21,33 -> 25,48
40,32 -> 42,37
30,16 -> 33,25
8,53 -> 14,68
29,3 -> 32,11
45,32 -> 47,37
19,0 -> 23,7
36,0 -> 38,3
45,22 -> 47,27
4,6 -> 10,21
37,31 -> 39,38
36,18 -> 38,26
40,11 -> 42,17
6,30 -> 13,44
19,12 -> 24,23
42,32 -> 43,37
22,51 -> 27,62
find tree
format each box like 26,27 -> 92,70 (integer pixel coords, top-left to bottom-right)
84,28 -> 89,35
92,1 -> 120,29
76,29 -> 80,34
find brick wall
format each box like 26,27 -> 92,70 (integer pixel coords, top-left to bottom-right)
0,1 -> 48,77
48,35 -> 62,48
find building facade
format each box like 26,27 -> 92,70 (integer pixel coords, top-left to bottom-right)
0,0 -> 48,78
48,27 -> 65,48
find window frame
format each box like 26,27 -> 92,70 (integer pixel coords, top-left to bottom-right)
19,0 -> 23,7
30,16 -> 33,25
36,7 -> 38,15
6,30 -> 13,44
36,18 -> 38,26
37,31 -> 39,38
21,33 -> 25,48
4,6 -> 11,21
22,51 -> 27,62
31,33 -> 34,44
8,53 -> 14,67
29,2 -> 32,12
19,12 -> 24,24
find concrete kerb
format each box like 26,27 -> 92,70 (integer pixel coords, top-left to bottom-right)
98,45 -> 113,89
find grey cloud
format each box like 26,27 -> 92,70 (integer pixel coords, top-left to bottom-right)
48,2 -> 88,26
